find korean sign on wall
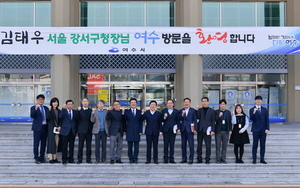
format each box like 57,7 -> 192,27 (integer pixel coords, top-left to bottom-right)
0,27 -> 300,54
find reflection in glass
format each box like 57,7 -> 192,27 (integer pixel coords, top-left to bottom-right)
110,2 -> 144,26
146,84 -> 174,110
222,74 -> 256,82
203,84 -> 220,110
111,74 -> 144,82
146,74 -> 174,82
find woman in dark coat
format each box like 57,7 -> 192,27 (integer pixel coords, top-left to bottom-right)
229,104 -> 250,164
46,97 -> 61,163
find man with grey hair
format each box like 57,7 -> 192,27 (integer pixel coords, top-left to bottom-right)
91,100 -> 109,164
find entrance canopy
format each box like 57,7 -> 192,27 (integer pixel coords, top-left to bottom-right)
0,27 -> 299,55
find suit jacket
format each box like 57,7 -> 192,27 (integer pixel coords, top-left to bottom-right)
106,109 -> 125,136
196,107 -> 216,133
30,105 -> 49,131
178,107 -> 198,133
141,110 -> 162,136
249,106 -> 270,133
76,108 -> 93,134
161,108 -> 180,133
124,109 -> 143,142
46,108 -> 61,128
59,108 -> 78,136
215,109 -> 232,134
90,109 -> 109,134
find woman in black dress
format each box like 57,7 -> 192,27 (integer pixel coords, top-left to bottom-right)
46,97 -> 61,164
229,104 -> 250,163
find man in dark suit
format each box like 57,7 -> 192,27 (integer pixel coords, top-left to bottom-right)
30,94 -> 49,164
178,98 -> 198,164
76,97 -> 93,164
58,100 -> 78,165
161,99 -> 179,164
124,98 -> 143,164
215,99 -> 232,164
141,100 -> 162,164
196,97 -> 216,164
106,100 -> 125,164
91,100 -> 109,164
249,95 -> 270,164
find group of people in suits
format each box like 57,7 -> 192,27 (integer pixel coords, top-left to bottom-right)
30,94 -> 269,165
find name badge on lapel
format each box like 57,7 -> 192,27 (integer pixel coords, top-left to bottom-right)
239,124 -> 242,128
222,120 -> 225,124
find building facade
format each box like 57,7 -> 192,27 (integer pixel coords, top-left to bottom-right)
0,0 -> 299,123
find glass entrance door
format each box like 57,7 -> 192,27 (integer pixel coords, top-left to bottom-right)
0,84 -> 34,122
110,84 -> 144,109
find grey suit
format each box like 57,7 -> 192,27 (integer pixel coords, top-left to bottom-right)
90,109 -> 109,161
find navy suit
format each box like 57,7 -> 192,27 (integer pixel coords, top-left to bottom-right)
59,108 -> 78,162
196,107 -> 216,162
30,105 -> 49,161
161,108 -> 180,161
124,108 -> 143,162
76,108 -> 93,162
141,110 -> 162,162
178,107 -> 197,162
250,106 -> 270,161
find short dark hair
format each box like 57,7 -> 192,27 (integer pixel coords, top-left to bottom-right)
255,95 -> 263,100
66,99 -> 74,104
183,98 -> 191,102
50,97 -> 59,109
113,100 -> 120,105
167,99 -> 174,103
97,100 -> 105,105
201,97 -> 209,102
36,94 -> 45,100
129,98 -> 137,103
81,97 -> 89,101
149,100 -> 157,106
219,99 -> 227,104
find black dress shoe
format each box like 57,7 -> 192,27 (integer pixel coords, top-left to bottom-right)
62,161 -> 67,165
221,159 -> 227,164
129,160 -> 133,164
169,160 -> 176,164
116,159 -> 123,164
77,160 -> 82,164
35,160 -> 41,164
260,160 -> 267,164
180,160 -> 187,163
239,159 -> 244,163
205,160 -> 210,164
164,159 -> 168,164
188,161 -> 193,164
95,160 -> 100,164
86,160 -> 92,164
154,161 -> 159,164
145,161 -> 150,164
68,160 -> 75,164
53,159 -> 61,163
217,160 -> 221,164
49,160 -> 55,164
110,160 -> 115,164
40,159 -> 46,163
252,160 -> 256,164
196,160 -> 202,164
134,161 -> 138,164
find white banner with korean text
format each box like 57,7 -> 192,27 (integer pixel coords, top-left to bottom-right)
0,27 -> 300,54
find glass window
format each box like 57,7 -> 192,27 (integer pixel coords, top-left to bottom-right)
35,74 -> 51,82
0,2 -> 51,27
221,2 -> 256,26
146,84 -> 174,110
203,84 -> 220,110
222,74 -> 256,82
203,74 -> 220,81
81,84 -> 109,107
257,74 -> 285,82
81,73 -> 109,82
111,74 -> 144,82
35,2 -> 51,27
0,74 -> 33,82
110,2 -> 144,27
85,2 -> 109,27
146,74 -> 174,82
202,2 -> 220,27
146,2 -> 173,26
